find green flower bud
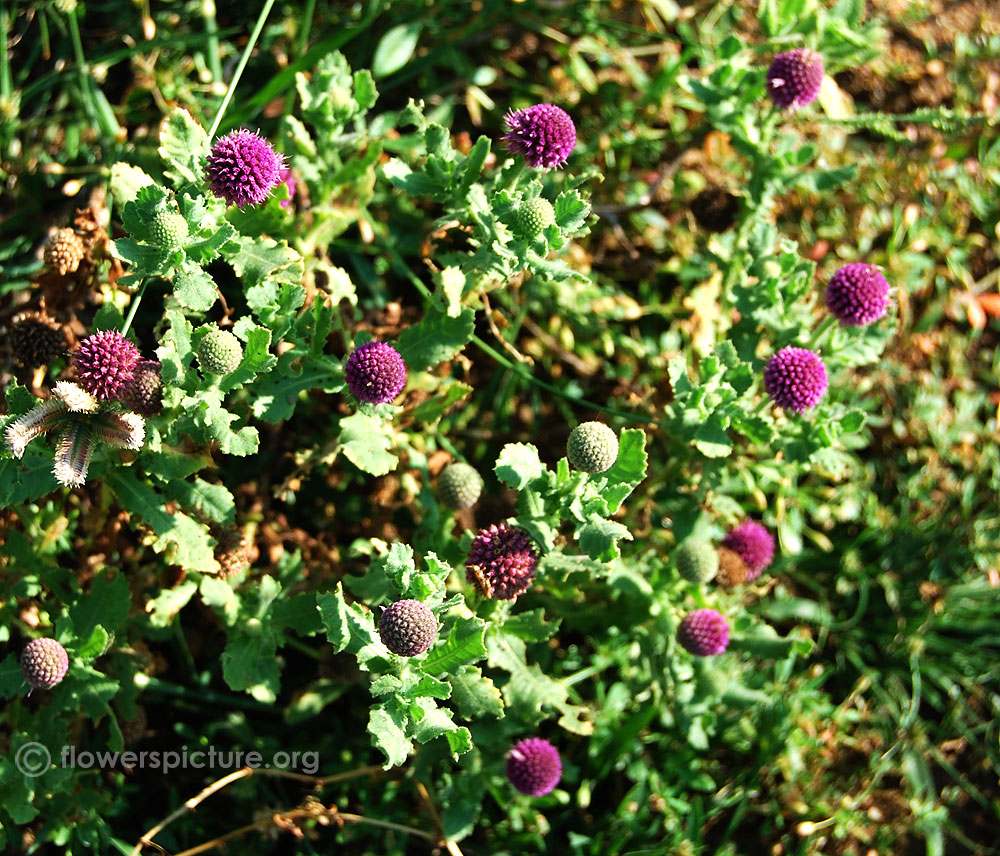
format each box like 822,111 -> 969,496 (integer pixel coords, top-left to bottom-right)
197,328 -> 243,375
516,198 -> 556,238
567,421 -> 618,474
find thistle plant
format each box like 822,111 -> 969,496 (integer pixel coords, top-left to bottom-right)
5,381 -> 144,487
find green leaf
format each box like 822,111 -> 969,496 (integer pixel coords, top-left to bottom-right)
553,189 -> 591,233
449,665 -> 504,719
340,410 -> 397,476
0,654 -> 24,700
159,107 -> 210,185
396,306 -> 475,372
110,163 -> 155,210
577,514 -> 633,562
420,616 -> 487,675
219,326 -> 277,392
173,261 -> 218,312
494,442 -> 545,489
372,22 -> 422,79
68,572 -> 130,645
317,583 -> 351,653
596,428 -> 648,513
412,381 -> 472,424
221,629 -> 281,702
75,626 -> 110,660
377,542 -> 416,594
229,234 -> 305,311
693,418 -> 733,458
145,580 -> 198,628
106,472 -> 217,572
368,700 -> 413,768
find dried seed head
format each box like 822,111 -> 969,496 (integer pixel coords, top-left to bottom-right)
44,228 -> 86,275
716,546 -> 749,588
10,311 -> 67,368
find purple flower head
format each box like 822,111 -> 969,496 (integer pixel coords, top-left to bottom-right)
677,609 -> 730,657
72,330 -> 141,401
123,359 -> 163,417
766,48 -> 824,110
764,346 -> 828,413
466,522 -> 539,600
378,600 -> 438,657
826,263 -> 890,326
506,737 -> 562,796
721,520 -> 775,581
205,129 -> 284,208
278,167 -> 296,209
502,103 -> 576,169
344,341 -> 407,404
21,638 -> 69,690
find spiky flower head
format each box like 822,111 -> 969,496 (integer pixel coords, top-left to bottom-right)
123,360 -> 163,417
6,382 -> 144,487
467,522 -> 539,600
215,526 -> 253,579
763,346 -> 828,413
438,461 -> 484,510
20,638 -> 69,690
506,738 -> 562,796
44,227 -> 86,275
567,422 -> 619,473
516,198 -> 556,238
677,609 -> 730,657
721,520 -> 774,581
344,341 -> 407,405
826,263 -> 890,326
10,310 -> 67,368
149,210 -> 189,250
675,540 -> 719,584
378,600 -> 438,657
205,129 -> 284,208
197,328 -> 243,376
71,330 -> 141,401
502,103 -> 576,169
716,546 -> 749,588
766,48 -> 824,110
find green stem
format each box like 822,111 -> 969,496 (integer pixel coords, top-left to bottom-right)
473,335 -> 660,427
207,0 -> 278,139
809,313 -> 838,351
65,6 -> 99,129
135,674 -> 277,712
296,0 -> 317,56
0,5 -> 12,100
201,0 -> 224,85
282,633 -> 321,661
121,279 -> 148,335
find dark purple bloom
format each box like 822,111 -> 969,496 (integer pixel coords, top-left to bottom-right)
766,48 -> 824,110
502,103 -> 576,169
205,129 -> 284,208
72,330 -> 141,401
377,600 -> 438,657
506,738 -> 562,796
344,341 -> 407,404
278,167 -> 296,209
677,609 -> 730,657
21,638 -> 69,689
826,263 -> 890,326
123,359 -> 163,417
764,346 -> 828,413
466,522 -> 538,600
721,520 -> 775,582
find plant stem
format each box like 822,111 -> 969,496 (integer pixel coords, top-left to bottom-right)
297,0 -> 317,57
809,314 -> 838,351
207,0 -> 277,139
121,279 -> 148,335
201,0 -> 224,85
65,6 -> 99,129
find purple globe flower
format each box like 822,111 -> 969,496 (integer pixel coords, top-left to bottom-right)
466,522 -> 539,600
506,738 -> 562,796
764,346 -> 828,413
766,48 -> 824,110
20,638 -> 69,690
677,609 -> 730,657
205,129 -> 284,208
72,330 -> 141,401
502,103 -> 576,169
344,341 -> 407,404
826,263 -> 890,326
721,520 -> 775,582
